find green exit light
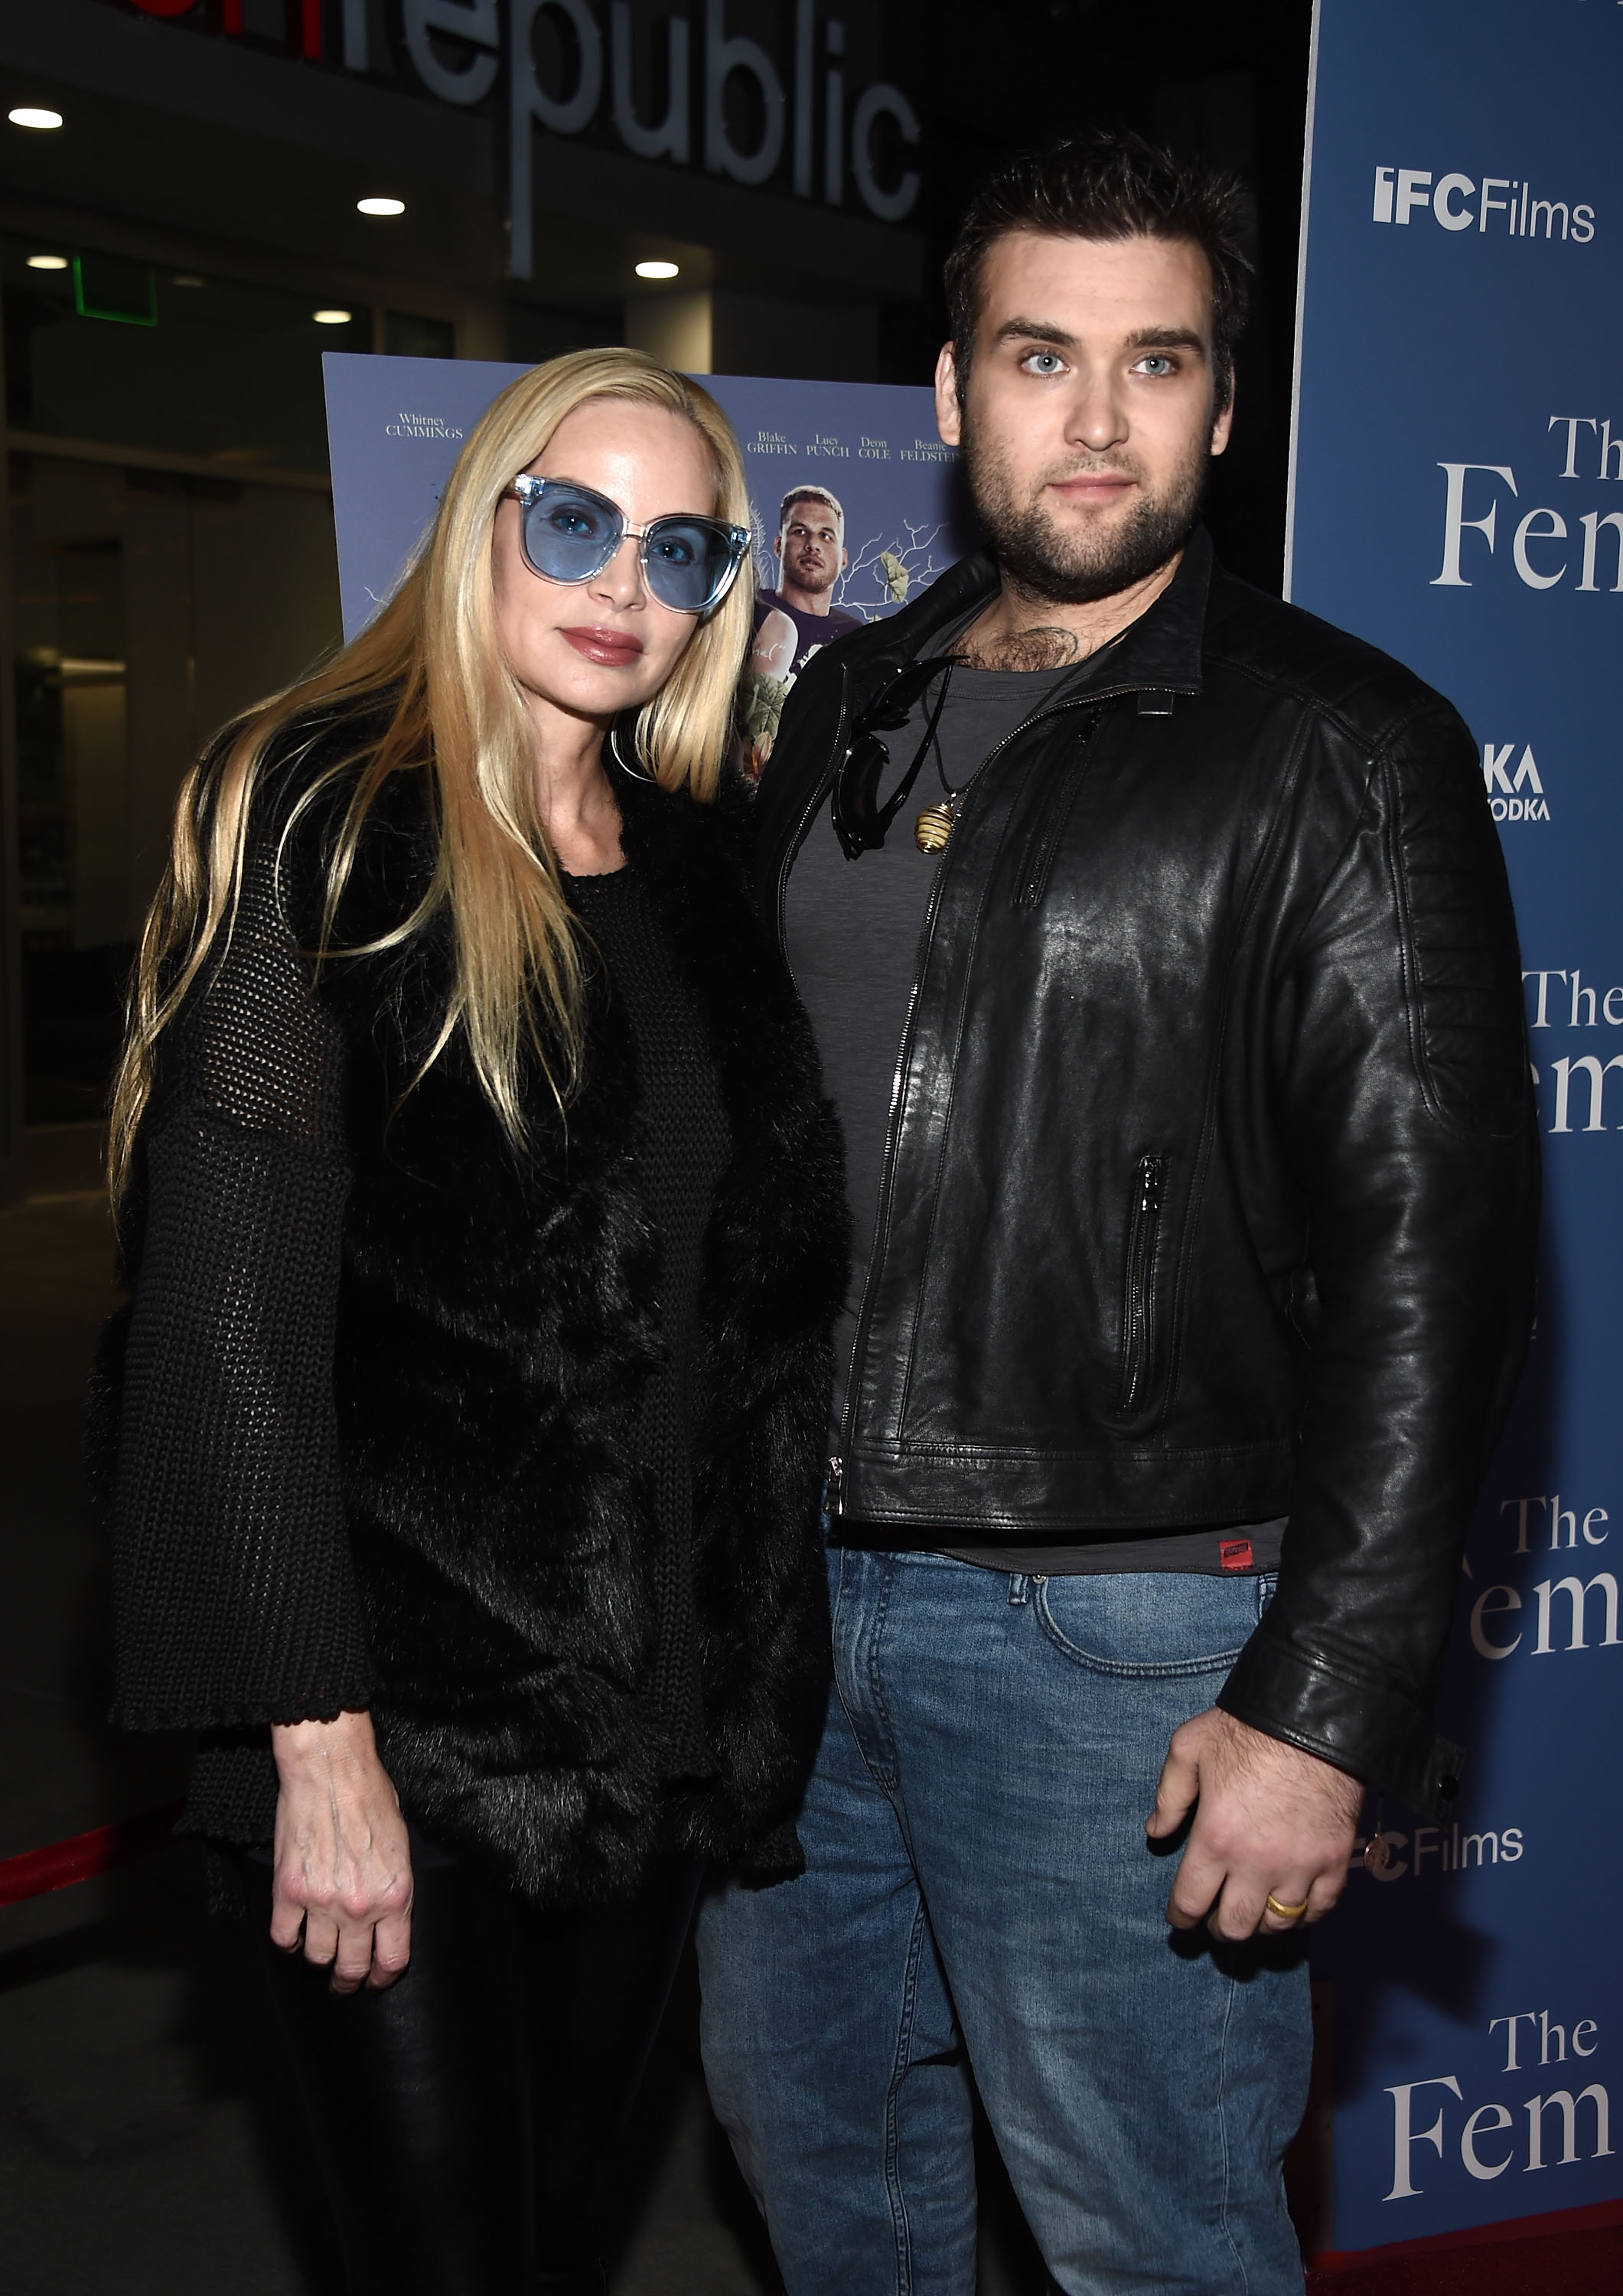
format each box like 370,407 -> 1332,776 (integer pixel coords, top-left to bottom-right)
73,253 -> 157,327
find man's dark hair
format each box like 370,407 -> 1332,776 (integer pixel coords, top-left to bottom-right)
943,129 -> 1253,414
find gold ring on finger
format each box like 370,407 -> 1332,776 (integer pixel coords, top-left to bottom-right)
1265,1893 -> 1310,1921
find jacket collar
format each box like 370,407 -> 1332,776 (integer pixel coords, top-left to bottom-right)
839,523 -> 1214,713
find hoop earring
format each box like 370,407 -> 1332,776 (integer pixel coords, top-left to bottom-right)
607,723 -> 655,783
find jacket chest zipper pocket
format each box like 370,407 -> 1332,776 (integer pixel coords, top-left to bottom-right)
1117,1155 -> 1167,1414
1014,707 -> 1103,911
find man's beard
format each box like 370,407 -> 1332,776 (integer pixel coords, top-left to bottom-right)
960,416 -> 1210,605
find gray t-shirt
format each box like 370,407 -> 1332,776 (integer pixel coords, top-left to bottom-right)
785,651 -> 1078,1395
784,633 -> 1282,1578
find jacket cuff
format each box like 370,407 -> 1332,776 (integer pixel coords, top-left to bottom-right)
1217,1629 -> 1465,1825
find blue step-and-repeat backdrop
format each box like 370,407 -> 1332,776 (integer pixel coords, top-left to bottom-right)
1288,0 -> 1622,2252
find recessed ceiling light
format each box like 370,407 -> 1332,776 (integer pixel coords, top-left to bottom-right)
172,274 -> 204,288
357,196 -> 406,217
9,107 -> 64,131
313,308 -> 353,325
635,260 -> 680,280
26,253 -> 68,270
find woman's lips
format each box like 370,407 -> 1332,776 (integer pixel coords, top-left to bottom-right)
561,625 -> 644,667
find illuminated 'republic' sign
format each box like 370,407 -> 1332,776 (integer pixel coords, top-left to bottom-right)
126,0 -> 922,279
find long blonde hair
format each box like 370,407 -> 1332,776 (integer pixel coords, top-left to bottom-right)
109,348 -> 754,1202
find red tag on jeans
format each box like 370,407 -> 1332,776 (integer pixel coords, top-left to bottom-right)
1218,1538 -> 1254,1573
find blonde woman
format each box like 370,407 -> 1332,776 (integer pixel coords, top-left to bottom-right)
99,351 -> 846,2294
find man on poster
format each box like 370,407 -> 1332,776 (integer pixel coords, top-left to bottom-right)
755,484 -> 863,667
742,487 -> 864,772
699,131 -> 1538,2293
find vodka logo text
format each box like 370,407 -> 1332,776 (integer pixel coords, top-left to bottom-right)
1482,742 -> 1549,823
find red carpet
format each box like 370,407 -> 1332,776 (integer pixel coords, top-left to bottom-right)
1309,2198 -> 1623,2293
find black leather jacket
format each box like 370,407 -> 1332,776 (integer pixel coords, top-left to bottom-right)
754,530 -> 1538,1820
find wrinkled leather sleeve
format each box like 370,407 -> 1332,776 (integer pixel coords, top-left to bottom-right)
1215,697 -> 1540,1818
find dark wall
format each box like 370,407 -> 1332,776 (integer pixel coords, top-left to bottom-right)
879,0 -> 1315,595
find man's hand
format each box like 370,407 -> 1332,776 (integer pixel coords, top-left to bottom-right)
1146,1707 -> 1364,1940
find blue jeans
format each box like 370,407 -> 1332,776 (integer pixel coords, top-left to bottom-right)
697,1550 -> 1310,2295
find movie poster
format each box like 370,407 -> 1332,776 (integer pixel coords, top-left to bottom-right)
322,356 -> 973,767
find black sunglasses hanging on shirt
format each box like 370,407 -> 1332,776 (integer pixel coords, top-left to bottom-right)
830,656 -> 960,860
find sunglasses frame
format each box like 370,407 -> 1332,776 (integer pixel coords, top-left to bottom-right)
504,474 -> 750,616
831,656 -> 960,859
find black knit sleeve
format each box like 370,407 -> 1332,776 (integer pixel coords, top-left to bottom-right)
109,791 -> 373,1732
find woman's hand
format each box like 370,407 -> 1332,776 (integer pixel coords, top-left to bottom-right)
269,1710 -> 413,1993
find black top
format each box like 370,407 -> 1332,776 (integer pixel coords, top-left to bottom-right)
113,816 -> 729,1851
102,729 -> 848,1912
567,865 -> 729,1776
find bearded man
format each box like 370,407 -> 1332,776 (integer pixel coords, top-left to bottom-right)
697,132 -> 1537,2295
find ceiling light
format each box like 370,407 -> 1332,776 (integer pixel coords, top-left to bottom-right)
27,253 -> 68,270
9,107 -> 64,130
172,274 -> 204,288
635,260 -> 680,280
313,308 -> 353,325
357,196 -> 406,217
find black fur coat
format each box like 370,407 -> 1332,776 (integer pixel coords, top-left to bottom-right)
104,725 -> 848,1906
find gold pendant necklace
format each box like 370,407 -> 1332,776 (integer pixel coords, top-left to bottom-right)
914,798 -> 954,854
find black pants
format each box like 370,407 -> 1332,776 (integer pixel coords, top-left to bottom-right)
242,1833 -> 705,2296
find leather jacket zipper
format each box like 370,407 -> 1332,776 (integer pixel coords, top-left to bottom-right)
1015,705 -> 1103,908
1118,1154 -> 1167,1413
835,685 -> 1110,1482
835,829 -> 955,1482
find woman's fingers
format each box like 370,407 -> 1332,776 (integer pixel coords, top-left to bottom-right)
272,1873 -> 413,1991
273,1893 -> 412,1994
369,1906 -> 413,1989
268,1884 -> 308,1955
329,1911 -> 378,1995
299,1903 -> 341,1969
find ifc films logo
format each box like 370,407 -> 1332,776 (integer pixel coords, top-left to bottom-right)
1371,166 -> 1596,243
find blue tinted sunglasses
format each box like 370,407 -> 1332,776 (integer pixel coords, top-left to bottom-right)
504,474 -> 750,615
